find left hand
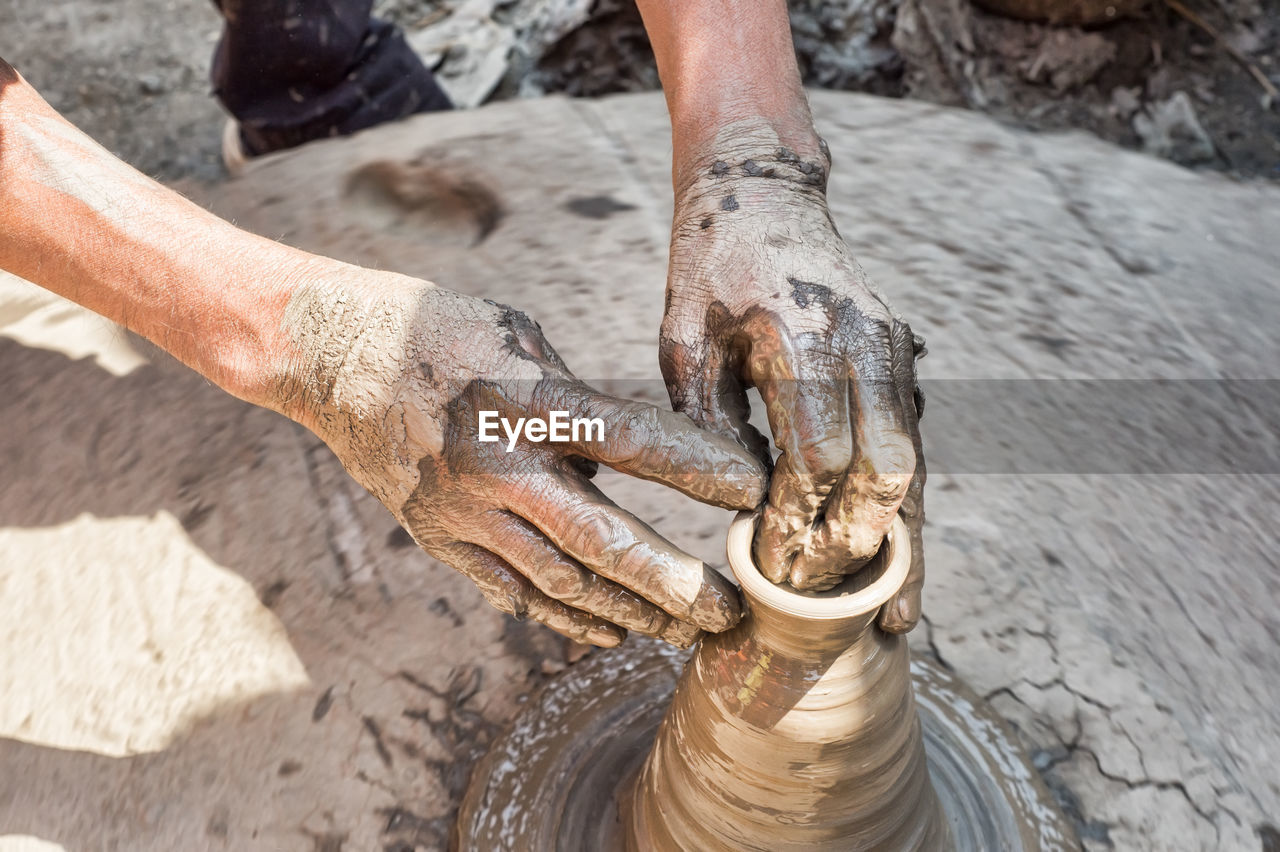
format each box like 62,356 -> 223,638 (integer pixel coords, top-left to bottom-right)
658,139 -> 926,632
270,268 -> 766,648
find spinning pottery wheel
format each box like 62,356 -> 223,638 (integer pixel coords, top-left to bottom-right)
456,514 -> 1076,851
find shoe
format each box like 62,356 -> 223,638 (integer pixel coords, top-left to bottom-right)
221,118 -> 250,177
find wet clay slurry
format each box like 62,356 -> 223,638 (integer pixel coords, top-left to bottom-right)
626,514 -> 949,851
456,513 -> 1077,851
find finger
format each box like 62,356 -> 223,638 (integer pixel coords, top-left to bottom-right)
503,472 -> 743,633
658,619 -> 705,649
746,332 -> 854,584
476,510 -> 702,647
436,541 -> 625,648
659,331 -> 771,461
558,385 -> 766,510
787,329 -> 914,590
880,321 -> 926,633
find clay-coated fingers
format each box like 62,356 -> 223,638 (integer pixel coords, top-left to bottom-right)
659,333 -> 771,462
561,386 -> 766,510
503,473 -> 743,633
787,339 -> 915,591
879,321 -> 926,633
437,541 -> 625,648
749,345 -> 855,584
476,511 -> 704,648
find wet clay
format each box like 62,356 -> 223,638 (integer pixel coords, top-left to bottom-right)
627,513 -> 948,851
456,513 -> 1077,852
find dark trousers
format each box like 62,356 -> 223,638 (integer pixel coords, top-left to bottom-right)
211,0 -> 452,155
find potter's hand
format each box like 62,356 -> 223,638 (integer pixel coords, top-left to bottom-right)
0,62 -> 762,647
659,144 -> 925,632
634,0 -> 926,632
275,270 -> 766,648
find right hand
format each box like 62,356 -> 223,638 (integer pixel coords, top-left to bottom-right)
271,266 -> 767,648
657,141 -> 925,632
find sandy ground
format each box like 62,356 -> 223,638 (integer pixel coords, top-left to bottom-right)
0,56 -> 1278,852
4,0 -> 1278,185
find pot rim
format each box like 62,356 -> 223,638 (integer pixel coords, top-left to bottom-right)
726,511 -> 911,620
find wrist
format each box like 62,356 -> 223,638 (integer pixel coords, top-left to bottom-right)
671,118 -> 829,201
670,125 -> 834,248
225,247 -> 335,412
635,0 -> 824,191
261,261 -> 431,429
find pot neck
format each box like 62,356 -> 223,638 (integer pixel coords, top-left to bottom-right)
725,512 -> 911,658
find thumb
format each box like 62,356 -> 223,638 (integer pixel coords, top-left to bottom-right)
562,385 -> 767,510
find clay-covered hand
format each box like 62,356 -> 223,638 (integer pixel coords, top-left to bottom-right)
272,267 -> 766,648
659,140 -> 925,633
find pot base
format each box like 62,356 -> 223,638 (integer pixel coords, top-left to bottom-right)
455,640 -> 1076,851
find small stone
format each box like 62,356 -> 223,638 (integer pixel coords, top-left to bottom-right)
540,658 -> 567,676
564,642 -> 593,664
1133,91 -> 1217,165
137,73 -> 166,95
1109,86 -> 1141,120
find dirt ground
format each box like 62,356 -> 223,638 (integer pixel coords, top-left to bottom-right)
3,0 -> 1276,182
2,84 -> 1279,851
2,3 -> 1279,851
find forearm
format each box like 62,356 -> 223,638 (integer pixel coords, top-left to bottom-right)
0,60 -> 329,406
633,0 -> 825,188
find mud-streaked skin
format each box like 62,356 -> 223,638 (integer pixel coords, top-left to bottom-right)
660,123 -> 927,631
273,270 -> 767,648
1,37 -> 921,645
0,58 -> 765,650
631,0 -> 928,631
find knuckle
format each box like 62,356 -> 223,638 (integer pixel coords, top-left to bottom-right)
561,502 -> 618,559
613,538 -> 663,581
795,434 -> 853,484
790,564 -> 840,591
858,313 -> 894,344
540,561 -> 587,601
479,582 -> 524,617
587,400 -> 648,459
526,603 -> 566,634
864,433 -> 916,478
864,472 -> 912,507
465,554 -> 530,616
846,531 -> 886,564
621,402 -> 664,443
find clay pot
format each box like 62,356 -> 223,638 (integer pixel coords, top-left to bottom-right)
627,514 -> 949,851
970,0 -> 1146,25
